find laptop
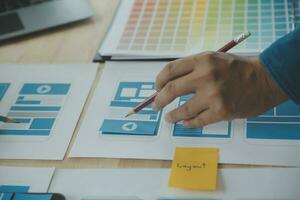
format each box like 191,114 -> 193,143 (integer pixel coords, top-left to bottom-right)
0,0 -> 92,41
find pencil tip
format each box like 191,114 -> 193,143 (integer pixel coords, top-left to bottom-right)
125,110 -> 134,118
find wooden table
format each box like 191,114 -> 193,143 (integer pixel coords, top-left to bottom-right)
0,0 -> 254,169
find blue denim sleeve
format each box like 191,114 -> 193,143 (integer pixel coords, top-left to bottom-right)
259,27 -> 300,104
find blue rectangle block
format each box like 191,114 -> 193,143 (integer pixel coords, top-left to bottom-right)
20,83 -> 70,95
16,100 -> 41,105
110,101 -> 152,109
101,119 -> 158,136
248,116 -> 300,122
0,185 -> 30,200
0,185 -> 29,193
0,83 -> 10,101
247,123 -> 300,140
173,124 -> 231,138
14,193 -> 52,200
0,130 -> 50,136
14,118 -> 31,123
173,124 -> 203,137
276,101 -> 300,116
137,110 -> 158,115
11,106 -> 61,111
110,101 -> 139,108
30,118 -> 55,129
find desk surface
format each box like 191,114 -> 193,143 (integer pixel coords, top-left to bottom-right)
0,0 -> 255,169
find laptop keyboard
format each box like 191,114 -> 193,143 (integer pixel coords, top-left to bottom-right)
0,0 -> 55,13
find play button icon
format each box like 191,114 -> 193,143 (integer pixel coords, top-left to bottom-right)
122,122 -> 138,132
37,85 -> 51,94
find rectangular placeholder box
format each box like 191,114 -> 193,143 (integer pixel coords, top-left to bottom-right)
100,82 -> 161,136
246,101 -> 300,140
0,83 -> 70,136
172,95 -> 231,138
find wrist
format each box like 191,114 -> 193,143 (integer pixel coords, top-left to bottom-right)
250,56 -> 289,105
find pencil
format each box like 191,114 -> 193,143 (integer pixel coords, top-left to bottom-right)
125,31 -> 251,118
0,115 -> 19,123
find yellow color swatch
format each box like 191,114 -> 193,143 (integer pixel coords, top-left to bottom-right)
168,147 -> 219,191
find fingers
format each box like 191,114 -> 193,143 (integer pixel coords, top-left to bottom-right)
153,73 -> 196,111
156,57 -> 195,91
165,95 -> 207,123
183,109 -> 223,128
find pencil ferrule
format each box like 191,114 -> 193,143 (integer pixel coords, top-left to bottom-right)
234,31 -> 251,43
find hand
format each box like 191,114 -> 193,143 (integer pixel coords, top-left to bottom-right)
153,52 -> 288,128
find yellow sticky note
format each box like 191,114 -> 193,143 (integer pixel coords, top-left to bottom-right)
168,147 -> 219,191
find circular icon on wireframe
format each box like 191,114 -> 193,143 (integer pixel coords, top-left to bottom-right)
122,122 -> 137,132
37,85 -> 51,94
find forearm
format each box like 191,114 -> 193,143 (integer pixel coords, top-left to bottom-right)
259,27 -> 300,104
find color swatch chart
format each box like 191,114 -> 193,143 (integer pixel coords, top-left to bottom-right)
246,100 -> 300,140
117,0 -> 295,53
0,83 -> 70,136
173,95 -> 231,138
100,82 -> 162,136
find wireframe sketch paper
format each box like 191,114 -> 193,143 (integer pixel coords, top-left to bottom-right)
49,168 -> 300,200
0,64 -> 97,160
70,61 -> 300,166
0,166 -> 55,199
98,0 -> 298,60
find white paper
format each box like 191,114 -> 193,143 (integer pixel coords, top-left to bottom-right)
0,64 -> 97,160
0,166 -> 54,193
99,0 -> 294,59
49,168 -> 300,199
70,61 -> 300,166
